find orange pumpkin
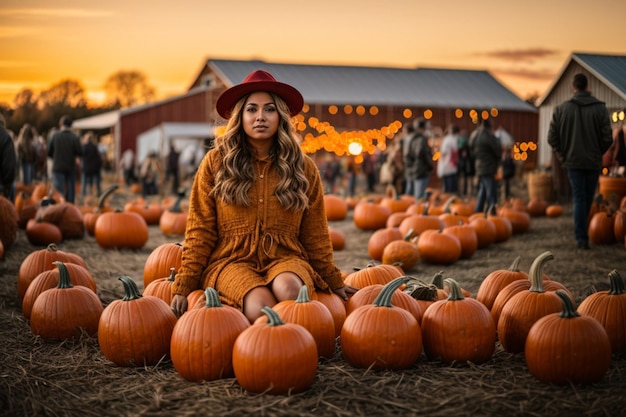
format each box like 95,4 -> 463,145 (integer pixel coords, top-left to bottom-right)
323,194 -> 348,221
367,227 -> 403,261
416,229 -> 461,265
328,227 -> 346,251
343,263 -> 404,289
0,195 -> 18,250
353,200 -> 391,230
83,185 -> 118,236
476,256 -> 528,311
94,211 -> 149,250
159,190 -> 188,236
143,242 -> 183,287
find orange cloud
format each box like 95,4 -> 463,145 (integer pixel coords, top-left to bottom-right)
479,48 -> 560,63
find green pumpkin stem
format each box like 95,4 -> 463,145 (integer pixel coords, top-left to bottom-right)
373,276 -> 409,308
608,269 -> 626,295
204,287 -> 222,308
53,261 -> 73,289
119,276 -> 143,301
261,306 -> 285,326
295,285 -> 312,303
556,290 -> 580,319
528,251 -> 553,293
444,278 -> 465,301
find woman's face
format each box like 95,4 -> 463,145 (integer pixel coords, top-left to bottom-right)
242,91 -> 280,144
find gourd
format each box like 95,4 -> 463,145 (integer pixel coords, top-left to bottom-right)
170,288 -> 249,382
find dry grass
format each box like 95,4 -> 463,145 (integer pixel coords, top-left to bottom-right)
1,183 -> 625,417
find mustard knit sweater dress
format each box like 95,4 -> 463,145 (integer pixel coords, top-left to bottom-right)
171,148 -> 345,309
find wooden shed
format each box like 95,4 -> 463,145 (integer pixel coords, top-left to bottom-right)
537,52 -> 626,201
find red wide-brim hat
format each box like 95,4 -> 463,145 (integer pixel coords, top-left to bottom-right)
216,70 -> 304,119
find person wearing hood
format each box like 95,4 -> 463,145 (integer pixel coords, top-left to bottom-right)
547,73 -> 613,250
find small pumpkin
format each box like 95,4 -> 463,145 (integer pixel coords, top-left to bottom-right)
36,198 -> 85,239
367,227 -> 403,261
143,267 -> 177,305
94,210 -> 149,250
353,199 -> 391,230
143,242 -> 183,287
442,222 -> 478,259
343,263 -> 404,289
328,227 -> 346,251
29,262 -> 103,340
545,204 -> 564,218
170,287 -> 250,382
314,291 -> 347,337
341,277 -> 422,370
232,306 -> 318,394
525,290 -> 611,384
83,184 -> 118,236
416,229 -> 461,265
381,229 -> 419,271
159,189 -> 188,236
476,256 -> 528,311
25,217 -> 63,246
323,194 -> 349,221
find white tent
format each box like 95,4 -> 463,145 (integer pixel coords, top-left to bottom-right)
136,122 -> 214,171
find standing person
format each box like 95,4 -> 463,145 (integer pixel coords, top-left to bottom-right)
170,70 -> 357,322
16,124 -> 38,186
470,118 -> 501,213
81,132 -> 102,198
34,134 -> 48,182
400,123 -> 416,196
403,117 -> 433,200
457,128 -> 475,196
0,114 -> 16,201
437,124 -> 459,193
495,124 -> 515,201
164,143 -> 180,195
47,115 -> 82,203
120,148 -> 136,187
139,150 -> 162,198
548,73 -> 613,250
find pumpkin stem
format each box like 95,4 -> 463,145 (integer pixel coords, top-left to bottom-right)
119,276 -> 143,301
528,251 -> 553,293
46,243 -> 59,252
295,285 -> 312,303
608,269 -> 626,295
53,261 -> 73,289
431,271 -> 445,289
372,276 -> 409,308
261,306 -> 285,326
404,228 -> 414,241
444,278 -> 465,301
204,287 -> 223,308
508,256 -> 522,272
96,184 -> 119,211
442,195 -> 457,214
556,290 -> 580,319
403,276 -> 438,301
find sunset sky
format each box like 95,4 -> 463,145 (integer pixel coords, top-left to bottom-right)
1,0 -> 624,107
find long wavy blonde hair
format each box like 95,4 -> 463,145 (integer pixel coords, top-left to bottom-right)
211,93 -> 310,211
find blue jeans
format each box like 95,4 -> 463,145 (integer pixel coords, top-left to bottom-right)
82,173 -> 101,197
409,177 -> 430,200
567,168 -> 599,245
52,170 -> 77,203
474,175 -> 497,213
21,162 -> 35,185
442,174 -> 458,193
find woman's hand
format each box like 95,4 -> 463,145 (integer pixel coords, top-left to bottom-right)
332,285 -> 358,301
171,294 -> 188,317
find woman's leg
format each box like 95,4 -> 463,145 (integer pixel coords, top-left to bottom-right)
242,287 -> 277,323
271,272 -> 304,302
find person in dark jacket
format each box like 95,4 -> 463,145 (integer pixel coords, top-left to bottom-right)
81,132 -> 102,198
164,143 -> 180,195
48,115 -> 83,203
470,118 -> 501,213
0,114 -> 16,201
403,117 -> 433,199
547,73 -> 613,250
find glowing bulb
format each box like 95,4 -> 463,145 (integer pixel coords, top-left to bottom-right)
348,141 -> 363,156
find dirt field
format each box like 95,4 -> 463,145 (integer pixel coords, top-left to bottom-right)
1,181 -> 625,417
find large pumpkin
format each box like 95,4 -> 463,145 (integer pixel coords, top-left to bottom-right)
29,262 -> 103,341
340,277 -> 422,370
170,288 -> 250,382
525,290 -> 611,384
232,306 -> 318,394
98,276 -> 177,367
94,210 -> 149,250
143,242 -> 184,287
0,195 -> 19,250
578,269 -> 626,355
421,278 -> 495,364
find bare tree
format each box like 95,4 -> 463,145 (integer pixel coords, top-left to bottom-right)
103,70 -> 156,108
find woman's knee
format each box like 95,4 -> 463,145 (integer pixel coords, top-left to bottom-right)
243,286 -> 276,322
272,272 -> 304,301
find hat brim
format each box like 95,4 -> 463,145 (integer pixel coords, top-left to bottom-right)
216,80 -> 304,119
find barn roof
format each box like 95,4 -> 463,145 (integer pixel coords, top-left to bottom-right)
205,59 -> 536,112
538,52 -> 626,105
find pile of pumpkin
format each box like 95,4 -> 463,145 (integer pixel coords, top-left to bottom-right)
14,239 -> 625,395
0,183 -> 190,256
